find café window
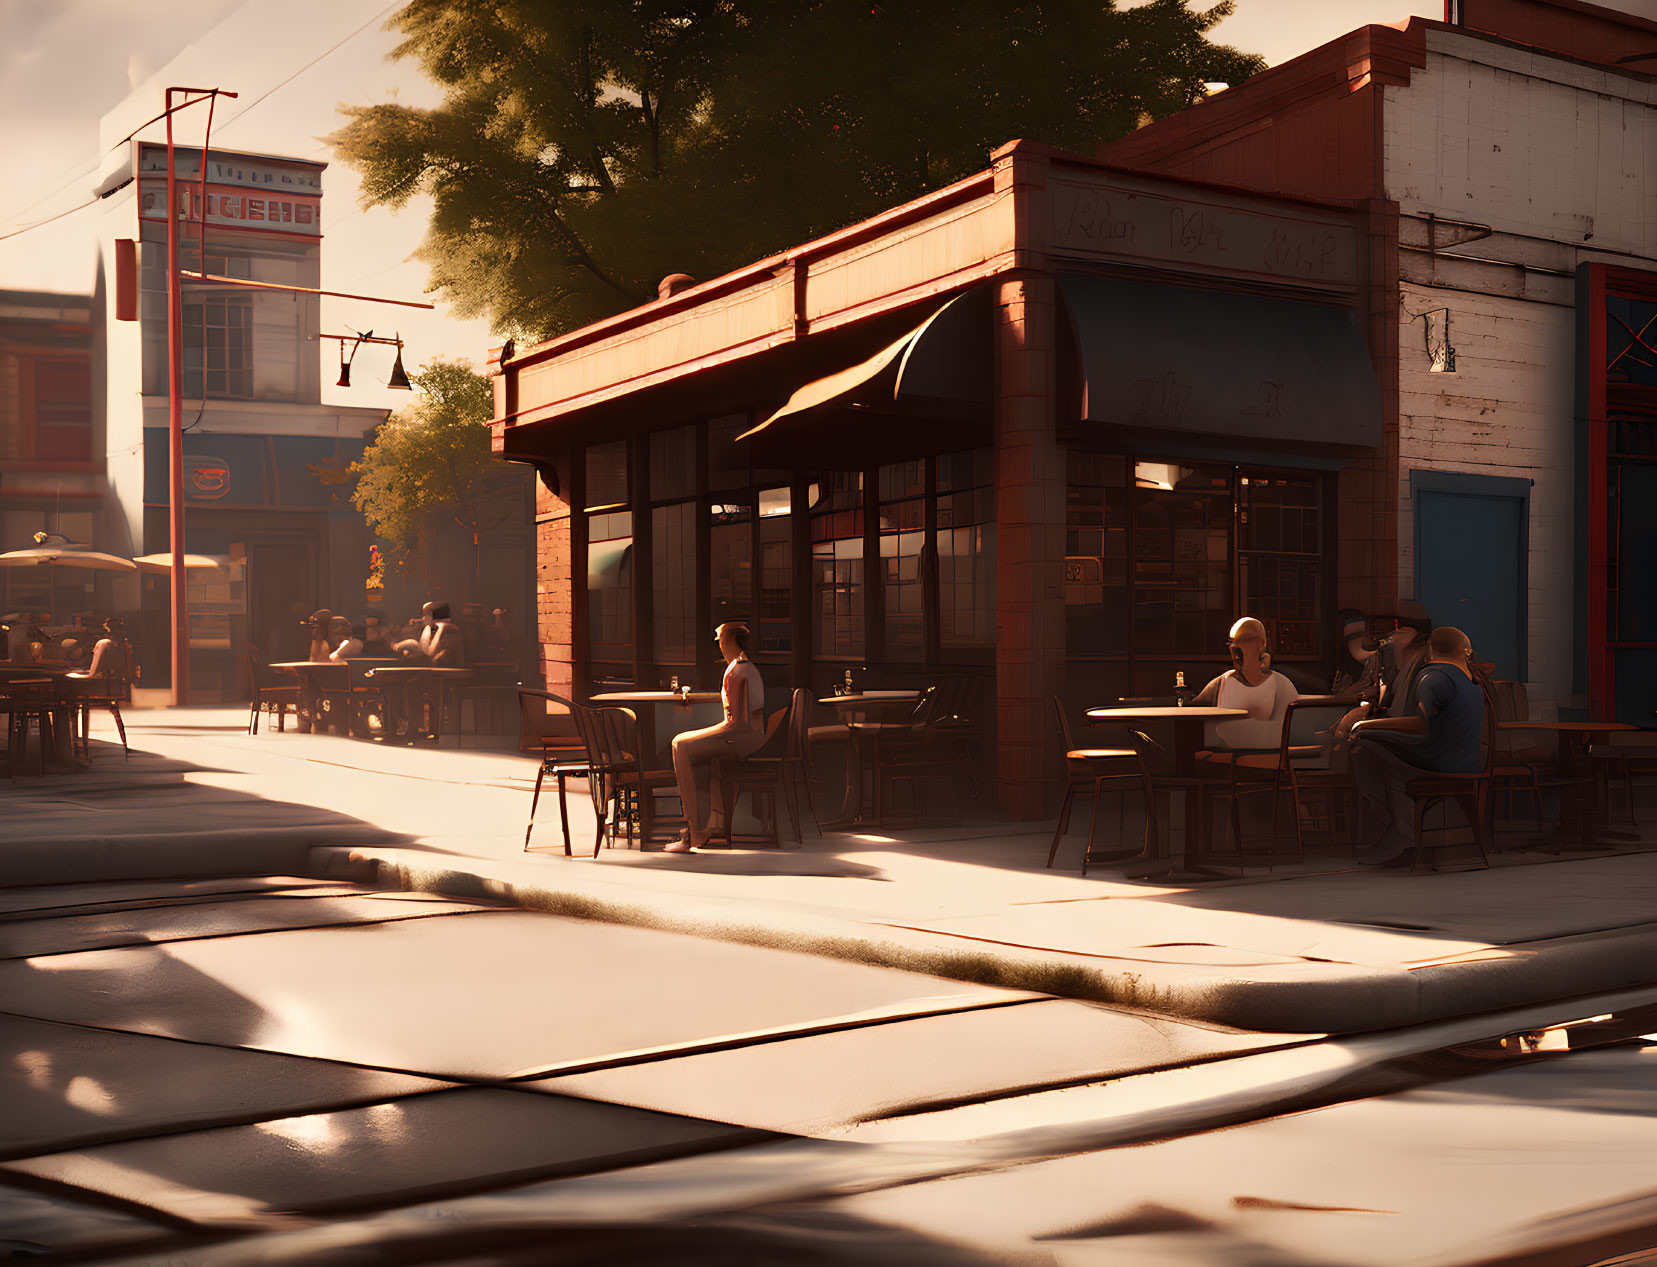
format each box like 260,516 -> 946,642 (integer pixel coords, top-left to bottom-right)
937,448 -> 995,651
650,426 -> 698,663
709,494 -> 753,632
182,294 -> 252,399
811,472 -> 865,659
1065,454 -> 1129,656
1240,472 -> 1324,658
756,487 -> 793,657
1132,460 -> 1232,658
587,510 -> 634,663
879,460 -> 927,662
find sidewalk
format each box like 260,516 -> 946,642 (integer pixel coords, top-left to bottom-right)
9,706 -> 1657,1034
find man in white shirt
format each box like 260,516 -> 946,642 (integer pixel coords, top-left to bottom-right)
1192,616 -> 1300,750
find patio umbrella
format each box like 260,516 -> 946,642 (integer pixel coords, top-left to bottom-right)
132,553 -> 228,574
0,547 -> 138,573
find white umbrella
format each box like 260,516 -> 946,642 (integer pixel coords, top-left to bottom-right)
133,553 -> 228,574
0,547 -> 138,573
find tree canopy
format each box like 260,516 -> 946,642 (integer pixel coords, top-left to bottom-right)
350,358 -> 506,591
332,1 -> 1263,341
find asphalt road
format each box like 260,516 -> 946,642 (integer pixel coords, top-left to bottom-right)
3,873 -> 1655,1266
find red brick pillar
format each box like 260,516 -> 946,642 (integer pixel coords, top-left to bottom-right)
1339,197 -> 1402,618
535,469 -> 575,702
994,272 -> 1066,821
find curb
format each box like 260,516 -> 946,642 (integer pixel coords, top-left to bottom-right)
2,826 -> 402,889
314,845 -> 1657,1034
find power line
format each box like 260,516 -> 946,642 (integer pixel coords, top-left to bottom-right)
0,186 -> 124,243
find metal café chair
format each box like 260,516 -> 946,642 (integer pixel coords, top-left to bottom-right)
1399,689 -> 1496,874
1047,695 -> 1159,874
244,649 -> 299,735
521,687 -> 596,856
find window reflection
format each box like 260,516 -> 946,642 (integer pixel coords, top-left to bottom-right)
938,449 -> 995,651
811,472 -> 864,658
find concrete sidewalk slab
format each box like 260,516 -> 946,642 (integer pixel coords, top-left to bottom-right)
15,707 -> 1657,1036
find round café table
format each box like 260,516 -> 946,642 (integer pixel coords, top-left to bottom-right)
1498,719 -> 1640,850
590,691 -> 722,766
1086,706 -> 1248,881
362,665 -> 474,744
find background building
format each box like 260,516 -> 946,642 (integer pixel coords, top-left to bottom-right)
0,289 -> 100,619
87,140 -> 388,698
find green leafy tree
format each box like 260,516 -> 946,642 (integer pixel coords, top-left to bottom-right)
350,358 -> 510,598
331,0 -> 1263,340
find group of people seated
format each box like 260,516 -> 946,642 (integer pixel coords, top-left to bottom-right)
2,613 -> 128,682
303,601 -> 512,667
1188,605 -> 1486,867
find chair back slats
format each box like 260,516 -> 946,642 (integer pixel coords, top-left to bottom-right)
787,687 -> 813,765
1049,695 -> 1078,755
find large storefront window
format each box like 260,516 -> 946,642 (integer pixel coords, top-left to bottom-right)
811,473 -> 865,659
587,510 -> 633,664
757,487 -> 792,657
1065,455 -> 1327,664
937,449 -> 995,651
1240,471 -> 1324,658
879,461 -> 927,662
1065,454 -> 1128,656
1134,461 -> 1232,659
710,495 -> 753,631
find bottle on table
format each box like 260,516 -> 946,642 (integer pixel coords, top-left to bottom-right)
1174,670 -> 1190,707
844,668 -> 854,695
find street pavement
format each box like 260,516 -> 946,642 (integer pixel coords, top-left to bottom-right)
6,710 -> 1657,1263
5,871 -> 1657,1264
6,706 -> 1657,1034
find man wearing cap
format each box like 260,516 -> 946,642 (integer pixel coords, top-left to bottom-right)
305,609 -> 335,664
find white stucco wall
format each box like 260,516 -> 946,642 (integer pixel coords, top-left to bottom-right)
1384,28 -> 1657,709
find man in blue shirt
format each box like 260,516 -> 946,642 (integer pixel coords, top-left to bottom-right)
1349,626 -> 1485,865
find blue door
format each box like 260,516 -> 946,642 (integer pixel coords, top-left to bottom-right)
1413,472 -> 1530,682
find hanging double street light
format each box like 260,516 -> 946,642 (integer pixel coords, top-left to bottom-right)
327,329 -> 413,390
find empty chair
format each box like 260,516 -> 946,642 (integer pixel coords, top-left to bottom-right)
1047,695 -> 1160,875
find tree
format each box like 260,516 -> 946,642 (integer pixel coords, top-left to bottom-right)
350,358 -> 515,598
330,1 -> 1263,341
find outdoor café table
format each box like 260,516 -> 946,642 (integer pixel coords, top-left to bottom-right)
362,665 -> 474,744
814,691 -> 923,826
589,690 -> 722,766
1085,706 -> 1248,881
0,672 -> 79,773
1498,719 -> 1640,850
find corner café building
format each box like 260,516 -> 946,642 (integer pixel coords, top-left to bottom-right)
491,140 -> 1386,819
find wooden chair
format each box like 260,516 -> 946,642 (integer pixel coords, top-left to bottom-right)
521,687 -> 595,856
452,665 -> 520,748
245,650 -> 299,735
714,700 -> 796,848
1589,730 -> 1657,825
852,686 -> 966,826
1400,685 -> 1496,874
1,677 -> 58,776
1047,695 -> 1159,874
586,704 -> 683,850
776,686 -> 822,837
934,677 -> 986,800
1488,680 -> 1550,829
71,669 -> 130,760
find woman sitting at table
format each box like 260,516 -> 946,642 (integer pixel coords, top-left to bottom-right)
1191,616 -> 1300,751
667,622 -> 767,853
68,617 -> 128,683
326,616 -> 366,662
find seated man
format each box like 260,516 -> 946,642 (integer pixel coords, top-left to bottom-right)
1336,602 -> 1433,737
1191,616 -> 1300,751
383,603 -> 464,740
1348,626 -> 1486,865
393,602 -> 439,661
426,603 -> 465,666
69,617 -> 129,682
1329,609 -> 1381,698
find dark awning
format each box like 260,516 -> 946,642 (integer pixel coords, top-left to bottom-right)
739,286 -> 991,468
1058,274 -> 1382,453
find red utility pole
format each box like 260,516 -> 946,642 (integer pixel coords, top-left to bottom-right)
163,86 -> 233,706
